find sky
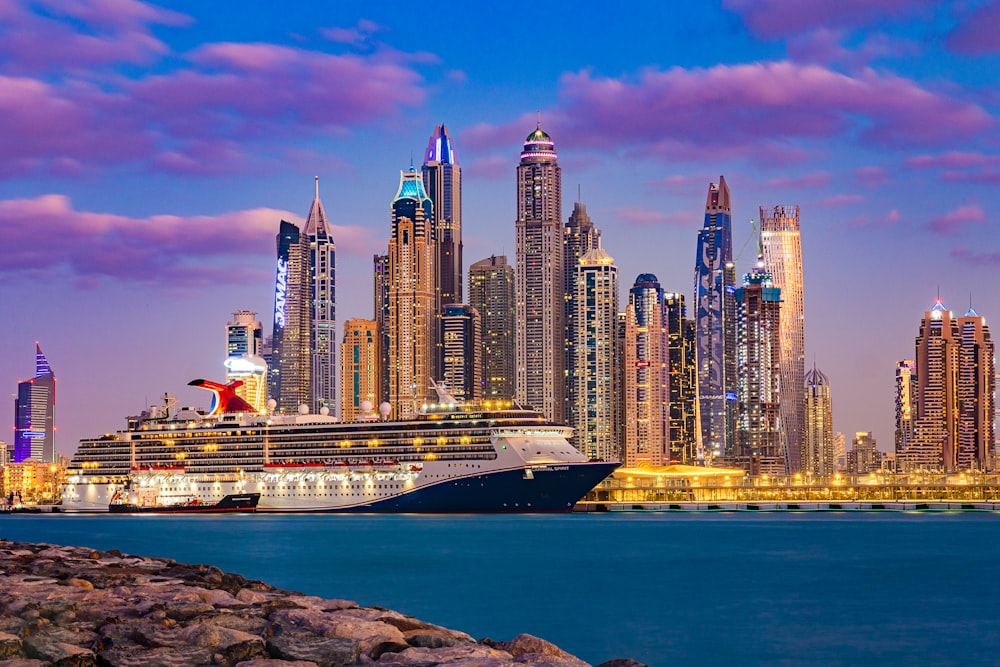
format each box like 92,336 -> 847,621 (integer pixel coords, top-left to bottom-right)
2,0 -> 1000,457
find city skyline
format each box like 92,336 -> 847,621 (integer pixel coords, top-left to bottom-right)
2,2 -> 1000,455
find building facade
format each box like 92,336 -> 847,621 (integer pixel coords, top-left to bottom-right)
957,308 -> 995,470
694,176 -> 737,461
373,253 -> 391,404
339,318 -> 380,422
904,300 -> 959,471
571,245 -> 618,461
847,432 -> 882,473
306,177 -> 336,414
387,167 -> 436,416
564,200 -> 602,424
803,365 -> 835,477
14,344 -> 56,463
760,204 -> 805,473
664,292 -> 697,463
624,274 -> 668,467
224,310 -> 267,413
894,359 -> 917,465
735,267 -> 784,475
515,121 -> 564,423
270,220 -> 311,414
440,304 -> 481,403
468,255 -> 515,400
422,124 -> 462,309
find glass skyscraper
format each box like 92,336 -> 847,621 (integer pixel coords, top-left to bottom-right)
468,255 -> 515,400
306,177 -> 336,414
270,220 -> 311,414
14,344 -> 56,463
693,176 -> 736,461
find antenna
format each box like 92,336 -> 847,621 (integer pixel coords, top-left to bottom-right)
315,176 -> 319,199
578,184 -> 582,203
537,110 -> 541,129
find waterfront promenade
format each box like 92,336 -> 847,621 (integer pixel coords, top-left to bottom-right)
578,468 -> 1000,511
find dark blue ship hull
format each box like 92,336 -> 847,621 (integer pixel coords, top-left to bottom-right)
262,461 -> 619,513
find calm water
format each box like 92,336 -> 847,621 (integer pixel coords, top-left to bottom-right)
2,512 -> 999,666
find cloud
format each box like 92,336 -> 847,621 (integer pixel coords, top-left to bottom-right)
854,165 -> 888,187
644,174 -> 712,194
0,39 -> 428,176
951,245 -> 1000,266
0,194 -> 378,286
848,208 -> 901,228
614,207 -> 692,227
763,172 -> 831,188
723,0 -> 940,39
0,0 -> 190,73
946,2 -> 1000,54
815,194 -> 865,207
462,155 -> 510,180
928,204 -> 985,236
906,151 -> 1000,169
464,62 -> 991,165
320,19 -> 384,46
787,28 -> 920,68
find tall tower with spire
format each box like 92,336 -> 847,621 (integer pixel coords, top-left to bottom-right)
803,364 -> 834,476
422,124 -> 462,308
693,176 -> 737,461
387,166 -> 436,416
760,204 -> 805,472
306,177 -> 336,413
907,298 -> 960,471
957,304 -> 994,470
515,118 -> 564,423
564,198 -> 602,424
14,344 -> 56,462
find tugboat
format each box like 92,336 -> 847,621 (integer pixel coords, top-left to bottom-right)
108,476 -> 259,514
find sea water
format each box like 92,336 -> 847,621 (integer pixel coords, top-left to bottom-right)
2,512 -> 999,666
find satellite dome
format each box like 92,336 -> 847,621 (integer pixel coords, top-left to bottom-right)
319,406 -> 330,416
360,400 -> 373,413
298,404 -> 309,415
266,399 -> 277,411
379,402 -> 392,417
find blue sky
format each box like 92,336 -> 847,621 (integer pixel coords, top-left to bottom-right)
2,0 -> 999,455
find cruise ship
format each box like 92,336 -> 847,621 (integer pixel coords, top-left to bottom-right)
63,380 -> 619,513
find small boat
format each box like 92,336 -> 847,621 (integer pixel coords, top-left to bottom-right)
109,490 -> 260,514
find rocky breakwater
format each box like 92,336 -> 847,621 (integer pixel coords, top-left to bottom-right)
0,540 -> 645,667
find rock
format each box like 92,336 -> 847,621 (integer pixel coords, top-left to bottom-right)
21,636 -> 96,666
0,632 -> 22,659
67,579 -> 93,589
0,660 -> 49,667
235,660 -> 319,667
595,660 -> 649,667
506,634 -> 588,666
375,644 -> 515,665
266,633 -> 360,666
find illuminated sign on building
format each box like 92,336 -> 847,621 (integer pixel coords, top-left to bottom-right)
274,257 -> 288,327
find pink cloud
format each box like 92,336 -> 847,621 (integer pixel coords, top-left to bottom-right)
946,2 -> 1000,54
849,208 -> 901,228
462,155 -> 511,180
320,19 -> 384,46
644,174 -> 712,194
0,0 -> 189,73
941,169 -> 1000,184
0,194 -> 378,286
815,194 -> 865,207
614,207 -> 692,227
855,166 -> 888,186
764,172 -> 831,188
788,29 -> 921,67
928,204 -> 985,236
951,246 -> 1000,266
724,0 -> 940,39
906,151 -> 1000,169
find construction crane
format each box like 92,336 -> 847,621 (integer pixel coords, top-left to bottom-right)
733,218 -> 761,265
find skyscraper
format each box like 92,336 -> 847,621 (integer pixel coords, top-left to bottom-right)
664,292 -> 697,463
735,267 -> 784,474
516,120 -> 564,423
340,318 -> 379,422
906,299 -> 959,471
14,344 -> 56,463
387,166 -> 435,416
803,364 -> 834,476
373,253 -> 391,404
571,244 -> 618,460
760,204 -> 805,473
624,274 -> 668,467
847,432 -> 882,473
694,176 -> 737,461
894,359 -> 917,465
225,310 -> 267,413
440,304 -> 481,403
564,200 -> 602,423
957,307 -> 994,470
306,177 -> 336,413
468,255 -> 515,400
422,124 -> 462,308
270,220 -> 311,414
